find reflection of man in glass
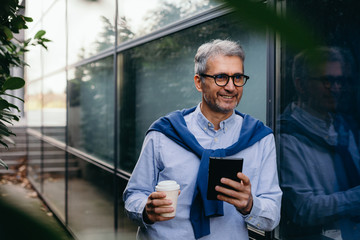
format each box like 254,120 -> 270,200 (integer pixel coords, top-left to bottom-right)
123,39 -> 282,239
279,47 -> 360,240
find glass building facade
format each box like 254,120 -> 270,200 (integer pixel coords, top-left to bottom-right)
24,0 -> 360,239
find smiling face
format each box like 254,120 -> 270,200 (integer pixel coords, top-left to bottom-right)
297,61 -> 344,117
307,61 -> 343,114
194,55 -> 244,121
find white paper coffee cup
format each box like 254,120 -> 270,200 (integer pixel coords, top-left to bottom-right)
155,180 -> 180,217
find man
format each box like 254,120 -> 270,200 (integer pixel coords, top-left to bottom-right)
123,39 -> 282,239
279,47 -> 360,240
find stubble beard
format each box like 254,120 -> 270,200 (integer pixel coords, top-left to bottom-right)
203,93 -> 239,114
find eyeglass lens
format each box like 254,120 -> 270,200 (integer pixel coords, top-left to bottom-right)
215,74 -> 246,87
311,76 -> 346,88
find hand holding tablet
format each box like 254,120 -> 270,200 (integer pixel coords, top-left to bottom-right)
207,157 -> 244,200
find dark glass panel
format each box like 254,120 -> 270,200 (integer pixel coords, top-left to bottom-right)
277,1 -> 360,239
68,57 -> 115,166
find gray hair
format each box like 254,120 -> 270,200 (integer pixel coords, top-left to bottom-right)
292,46 -> 348,81
194,39 -> 245,75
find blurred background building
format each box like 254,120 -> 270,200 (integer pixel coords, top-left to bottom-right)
19,0 -> 360,239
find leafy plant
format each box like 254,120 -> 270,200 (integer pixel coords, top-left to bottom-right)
221,0 -> 320,51
0,0 -> 50,169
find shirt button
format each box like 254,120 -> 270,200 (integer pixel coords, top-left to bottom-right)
214,138 -> 218,142
208,123 -> 211,127
257,224 -> 260,227
248,217 -> 252,220
204,127 -> 207,130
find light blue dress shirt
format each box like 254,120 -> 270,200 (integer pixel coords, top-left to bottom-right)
123,104 -> 282,240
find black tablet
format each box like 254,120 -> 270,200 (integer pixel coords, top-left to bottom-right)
207,157 -> 244,200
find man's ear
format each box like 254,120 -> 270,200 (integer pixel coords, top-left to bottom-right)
194,74 -> 203,93
294,77 -> 306,95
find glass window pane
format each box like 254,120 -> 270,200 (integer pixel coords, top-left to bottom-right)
42,0 -> 66,75
277,1 -> 360,239
25,0 -> 42,30
43,72 -> 66,142
117,0 -> 221,44
117,178 -> 138,237
43,143 -> 66,221
26,80 -> 42,128
68,57 -> 115,165
118,13 -> 267,172
68,155 -> 114,239
24,35 -> 42,81
68,0 -> 115,65
27,134 -> 42,190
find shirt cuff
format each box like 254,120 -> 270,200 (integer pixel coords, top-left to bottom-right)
139,198 -> 153,228
242,196 -> 263,229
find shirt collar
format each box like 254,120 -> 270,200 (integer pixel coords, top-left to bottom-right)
194,103 -> 236,134
290,102 -> 337,145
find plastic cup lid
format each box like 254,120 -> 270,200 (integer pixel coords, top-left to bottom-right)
155,180 -> 180,191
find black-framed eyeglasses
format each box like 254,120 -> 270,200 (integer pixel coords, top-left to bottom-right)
309,76 -> 346,88
200,73 -> 250,87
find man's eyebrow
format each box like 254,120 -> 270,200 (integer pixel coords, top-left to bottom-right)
213,72 -> 244,75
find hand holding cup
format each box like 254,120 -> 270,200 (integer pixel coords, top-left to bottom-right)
143,180 -> 180,223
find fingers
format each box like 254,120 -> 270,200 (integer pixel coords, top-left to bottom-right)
217,172 -> 249,191
216,189 -> 253,214
214,172 -> 253,214
147,192 -> 173,209
237,172 -> 250,185
145,192 -> 175,223
149,191 -> 167,200
146,204 -> 175,221
144,205 -> 175,223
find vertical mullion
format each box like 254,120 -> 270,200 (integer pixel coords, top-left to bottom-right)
65,0 -> 69,226
113,0 -> 120,235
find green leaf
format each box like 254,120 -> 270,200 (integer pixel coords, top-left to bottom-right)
34,30 -> 46,39
39,42 -> 48,50
0,111 -> 20,121
41,38 -> 51,42
2,93 -> 24,103
0,158 -> 9,169
0,117 -> 13,125
0,127 -> 11,136
24,38 -> 32,45
23,16 -> 33,22
2,77 -> 25,91
11,15 -> 26,32
2,135 -> 15,145
2,26 -> 14,40
0,99 -> 10,110
0,121 -> 9,128
224,0 -> 319,51
0,122 -> 10,132
8,102 -> 20,112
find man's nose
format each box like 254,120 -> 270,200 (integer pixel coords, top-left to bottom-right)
224,77 -> 236,91
330,81 -> 342,92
